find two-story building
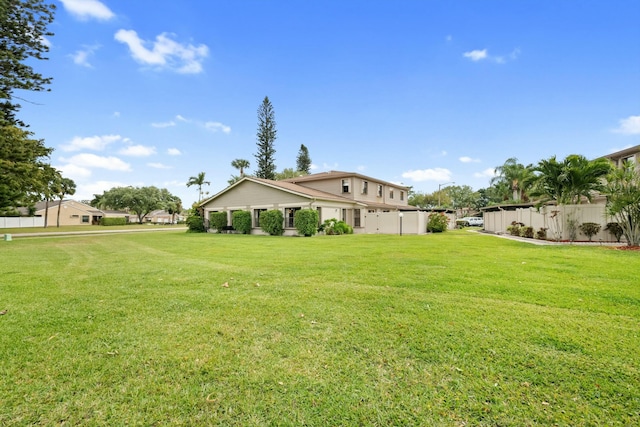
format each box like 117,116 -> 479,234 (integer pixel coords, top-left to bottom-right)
199,171 -> 419,235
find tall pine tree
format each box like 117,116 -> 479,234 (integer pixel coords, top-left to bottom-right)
254,96 -> 277,180
1,0 -> 56,127
296,144 -> 311,174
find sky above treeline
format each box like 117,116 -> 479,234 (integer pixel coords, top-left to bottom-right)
18,0 -> 640,206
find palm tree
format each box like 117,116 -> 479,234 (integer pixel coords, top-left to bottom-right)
491,158 -> 535,201
531,155 -> 612,205
186,172 -> 210,202
55,178 -> 76,227
231,159 -> 250,177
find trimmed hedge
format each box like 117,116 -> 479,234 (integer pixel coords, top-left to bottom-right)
100,217 -> 127,226
259,210 -> 284,236
294,209 -> 319,236
209,211 -> 228,233
232,210 -> 252,234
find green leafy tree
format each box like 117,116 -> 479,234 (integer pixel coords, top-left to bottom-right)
0,125 -> 53,214
254,96 -> 277,180
186,171 -> 210,202
1,0 -> 56,127
447,185 -> 479,216
95,186 -> 177,223
602,163 -> 640,246
427,212 -> 449,232
296,144 -> 311,174
161,188 -> 182,223
39,165 -> 60,227
274,168 -> 308,180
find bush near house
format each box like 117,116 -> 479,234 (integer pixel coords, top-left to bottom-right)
294,209 -> 319,236
260,209 -> 284,236
427,212 -> 449,233
320,218 -> 353,235
521,226 -> 534,239
99,217 -> 127,226
579,222 -> 602,242
232,210 -> 252,234
209,211 -> 228,233
507,221 -> 525,236
605,222 -> 624,243
186,212 -> 205,233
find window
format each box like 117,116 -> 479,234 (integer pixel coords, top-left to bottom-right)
362,181 -> 368,195
389,190 -> 394,199
400,191 -> 404,201
377,185 -> 383,197
341,209 -> 347,222
342,179 -> 350,193
254,209 -> 267,227
354,209 -> 361,227
286,208 -> 300,228
82,215 -> 89,223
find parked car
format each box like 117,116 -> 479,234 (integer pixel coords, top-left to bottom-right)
457,217 -> 484,227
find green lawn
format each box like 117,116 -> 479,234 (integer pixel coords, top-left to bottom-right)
1,230 -> 638,426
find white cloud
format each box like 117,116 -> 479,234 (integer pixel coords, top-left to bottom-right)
148,162 -> 173,169
61,134 -> 123,152
151,120 -> 176,128
464,48 -> 520,64
612,115 -> 640,135
113,111 -> 120,118
60,0 -> 115,21
309,163 -> 319,171
459,156 -> 480,163
76,180 -> 128,202
55,163 -> 92,179
176,114 -> 189,122
463,49 -> 487,61
167,148 -> 182,156
69,45 -> 99,67
59,153 -> 131,171
114,30 -> 209,74
204,121 -> 231,134
474,168 -> 497,179
401,168 -> 452,182
119,145 -> 156,157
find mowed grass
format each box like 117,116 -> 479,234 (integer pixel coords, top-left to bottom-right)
0,230 -> 638,426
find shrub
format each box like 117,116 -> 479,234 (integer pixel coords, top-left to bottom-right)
535,227 -> 548,240
507,221 -> 524,236
428,213 -> 449,233
260,210 -> 284,235
579,222 -> 601,242
232,210 -> 252,234
186,213 -> 206,233
294,209 -> 319,236
605,222 -> 624,243
209,211 -> 228,233
521,226 -> 534,239
321,218 -> 353,235
100,217 -> 127,226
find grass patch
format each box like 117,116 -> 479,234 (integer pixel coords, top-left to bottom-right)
1,230 -> 638,425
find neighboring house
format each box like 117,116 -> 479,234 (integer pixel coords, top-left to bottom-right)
602,144 -> 640,170
145,209 -> 184,224
34,200 -> 104,226
199,171 -> 425,235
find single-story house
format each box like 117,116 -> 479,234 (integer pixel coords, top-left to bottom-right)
199,171 -> 442,235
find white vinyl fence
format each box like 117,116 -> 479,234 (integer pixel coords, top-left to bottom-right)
483,204 -> 622,242
0,217 -> 44,228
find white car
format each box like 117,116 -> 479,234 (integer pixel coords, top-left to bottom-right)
458,217 -> 484,227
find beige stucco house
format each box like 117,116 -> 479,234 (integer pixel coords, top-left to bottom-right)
199,171 -> 427,235
34,200 -> 105,226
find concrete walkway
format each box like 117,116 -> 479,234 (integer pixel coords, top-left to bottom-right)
3,227 -> 187,239
470,229 -> 627,247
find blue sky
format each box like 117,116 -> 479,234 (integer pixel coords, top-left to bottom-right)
19,0 -> 640,206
